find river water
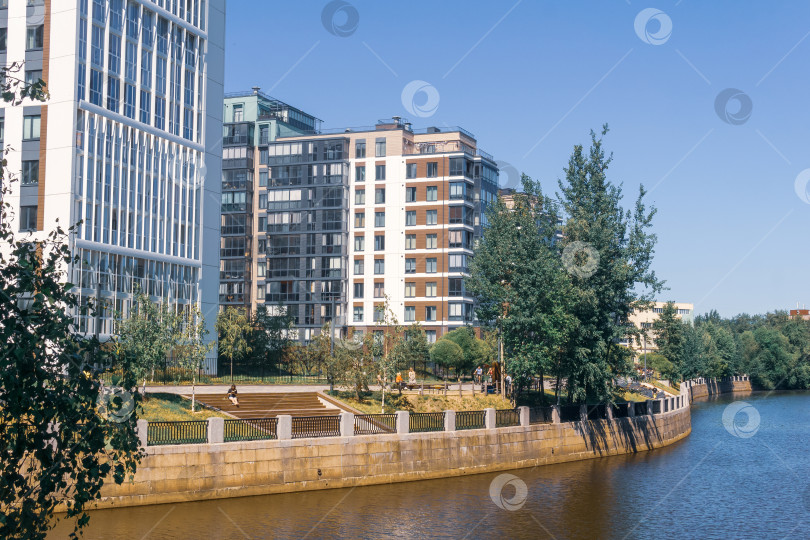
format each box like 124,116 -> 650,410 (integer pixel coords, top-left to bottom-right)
49,392 -> 810,539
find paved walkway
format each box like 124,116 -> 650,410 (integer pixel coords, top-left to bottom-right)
145,384 -> 331,395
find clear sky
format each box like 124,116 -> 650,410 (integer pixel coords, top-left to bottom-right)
223,0 -> 810,318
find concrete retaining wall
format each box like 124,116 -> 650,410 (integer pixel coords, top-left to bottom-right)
91,406 -> 691,510
687,376 -> 752,400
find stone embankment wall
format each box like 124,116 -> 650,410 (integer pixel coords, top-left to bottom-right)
687,375 -> 752,400
91,406 -> 691,510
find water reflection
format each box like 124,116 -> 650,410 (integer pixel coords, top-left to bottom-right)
49,392 -> 810,539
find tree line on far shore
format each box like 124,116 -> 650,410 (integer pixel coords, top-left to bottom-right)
648,303 -> 810,390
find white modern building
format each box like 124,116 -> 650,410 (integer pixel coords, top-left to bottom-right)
1,0 -> 226,370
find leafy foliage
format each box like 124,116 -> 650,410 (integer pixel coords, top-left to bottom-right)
0,69 -> 140,539
215,307 -> 252,380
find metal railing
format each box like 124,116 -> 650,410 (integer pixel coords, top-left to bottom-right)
456,410 -> 486,430
559,405 -> 582,423
611,403 -> 631,419
224,418 -> 278,442
409,412 -> 445,433
354,413 -> 396,435
529,406 -> 554,424
495,409 -> 521,427
586,404 -> 607,421
291,415 -> 341,439
147,420 -> 208,446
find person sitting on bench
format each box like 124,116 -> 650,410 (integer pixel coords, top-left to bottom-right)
227,384 -> 239,407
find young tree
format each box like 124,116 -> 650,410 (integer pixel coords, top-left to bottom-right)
215,306 -> 252,381
329,332 -> 377,400
0,65 -> 141,539
174,305 -> 214,412
556,126 -> 664,402
430,339 -> 464,376
395,323 -> 431,375
248,304 -> 294,376
116,291 -> 178,392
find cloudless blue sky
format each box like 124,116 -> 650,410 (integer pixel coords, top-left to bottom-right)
224,0 -> 810,318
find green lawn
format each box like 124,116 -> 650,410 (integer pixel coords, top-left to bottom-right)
139,392 -> 231,421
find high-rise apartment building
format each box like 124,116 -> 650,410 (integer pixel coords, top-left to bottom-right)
220,89 -> 319,312
2,0 -> 226,369
262,117 -> 498,343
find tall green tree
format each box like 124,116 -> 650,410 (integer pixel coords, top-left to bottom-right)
394,323 -> 431,374
215,307 -> 252,381
430,339 -> 464,376
0,64 -> 141,539
556,126 -> 664,402
467,175 -> 576,402
329,332 -> 377,400
652,301 -> 684,381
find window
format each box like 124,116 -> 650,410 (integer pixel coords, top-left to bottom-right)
449,253 -> 468,272
449,278 -> 464,296
23,115 -> 41,140
354,306 -> 364,322
426,330 -> 437,343
259,171 -> 268,187
374,258 -> 385,275
426,282 -> 437,297
354,235 -> 365,251
25,70 -> 43,86
404,306 -> 415,322
426,162 -> 438,177
375,165 -> 385,181
123,83 -> 136,118
449,303 -> 463,321
258,194 -> 267,209
374,282 -> 385,298
21,160 -> 39,185
425,306 -> 437,322
106,76 -> 120,111
355,189 -> 365,205
20,206 -> 37,231
89,69 -> 103,105
404,282 -> 416,298
426,186 -> 438,202
406,163 -> 417,179
140,89 -> 152,124
374,234 -> 385,251
355,165 -> 365,182
426,258 -> 437,273
354,282 -> 364,298
375,188 -> 385,204
426,234 -> 437,249
26,25 -> 44,50
0,28 -> 6,52
355,139 -> 366,158
450,182 -> 466,200
233,104 -> 244,122
354,259 -> 364,275
450,157 -> 464,176
374,211 -> 385,227
405,235 -> 416,250
405,258 -> 416,274
373,306 -> 385,322
354,211 -> 365,228
406,211 -> 416,226
257,262 -> 266,278
426,210 -> 437,226
406,187 -> 416,202
375,138 -> 386,157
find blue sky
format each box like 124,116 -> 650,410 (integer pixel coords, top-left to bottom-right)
224,1 -> 810,318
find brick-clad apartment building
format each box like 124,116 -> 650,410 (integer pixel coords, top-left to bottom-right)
260,117 -> 498,344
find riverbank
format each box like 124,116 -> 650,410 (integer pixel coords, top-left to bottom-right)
69,377 -> 751,512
